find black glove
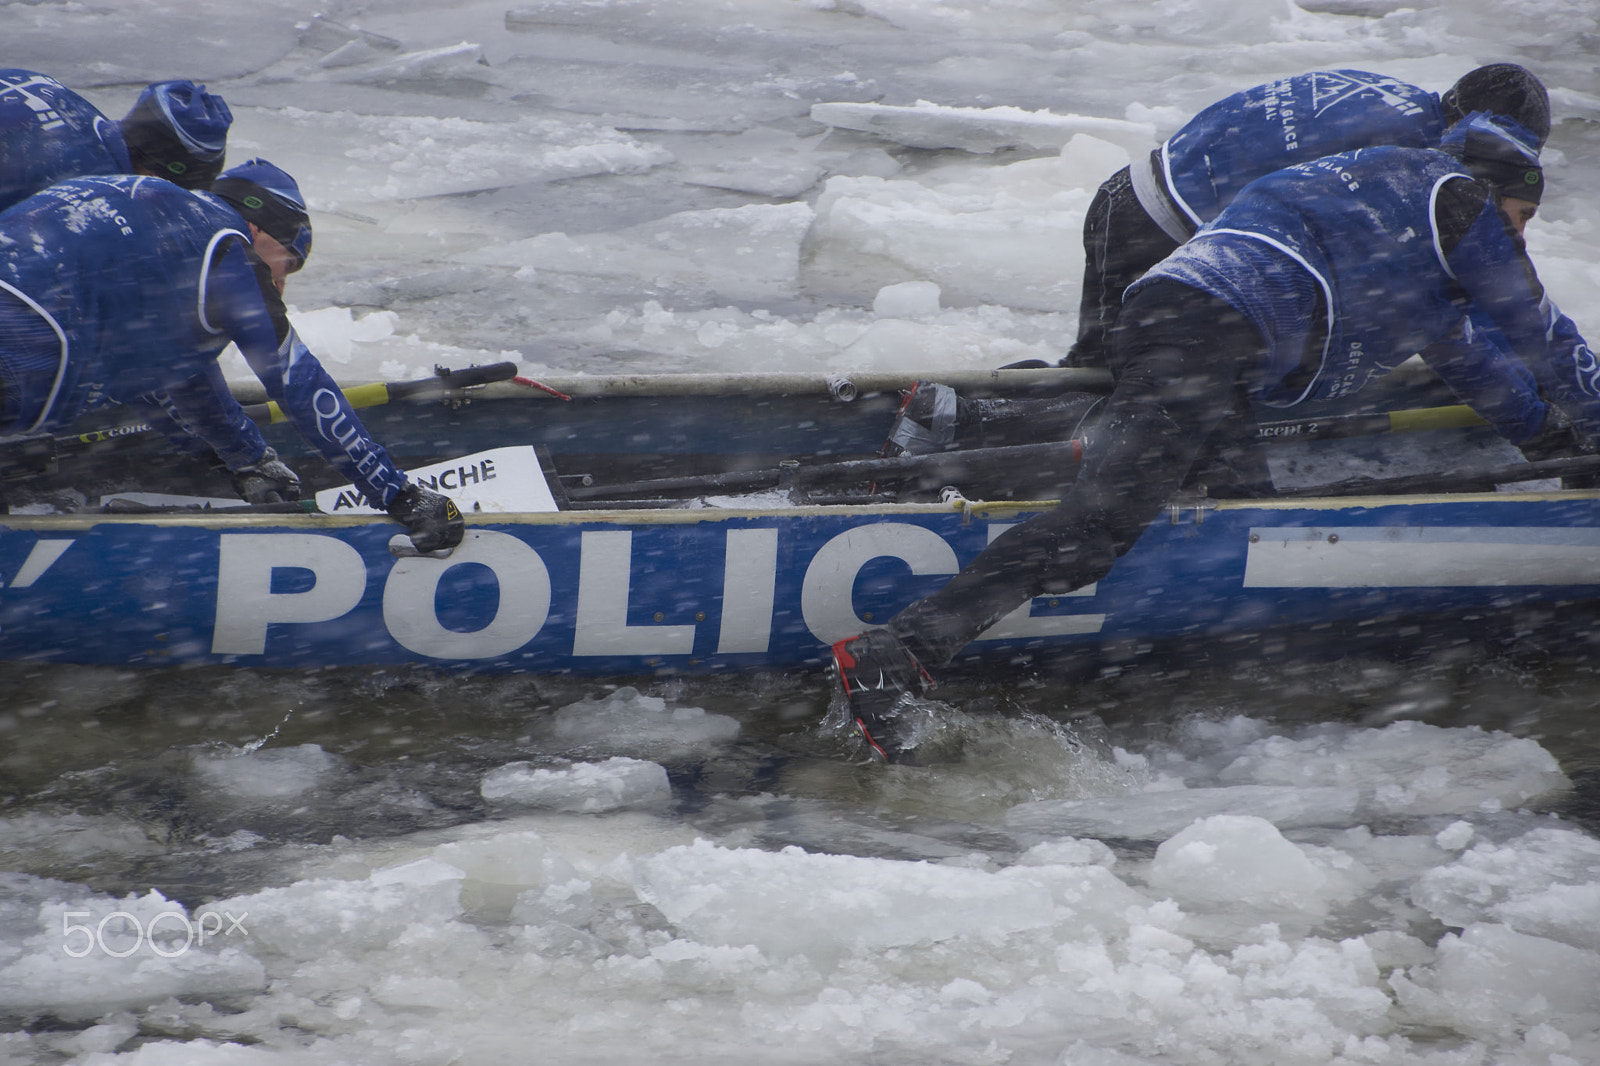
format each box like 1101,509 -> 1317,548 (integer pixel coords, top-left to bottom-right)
1519,409 -> 1582,462
387,484 -> 464,553
1518,408 -> 1599,488
230,447 -> 302,504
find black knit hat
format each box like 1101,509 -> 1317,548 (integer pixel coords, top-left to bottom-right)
119,81 -> 232,190
1441,64 -> 1551,148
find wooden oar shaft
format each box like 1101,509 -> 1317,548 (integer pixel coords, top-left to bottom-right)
1280,453 -> 1600,497
65,362 -> 520,445
474,366 -> 1116,400
1257,404 -> 1486,442
566,440 -> 1086,500
241,361 -> 519,426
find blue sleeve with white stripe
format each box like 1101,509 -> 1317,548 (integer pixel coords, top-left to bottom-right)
1444,201 -> 1600,444
1417,312 -> 1547,444
253,326 -> 410,508
1537,300 -> 1600,445
135,357 -> 268,469
204,241 -> 410,508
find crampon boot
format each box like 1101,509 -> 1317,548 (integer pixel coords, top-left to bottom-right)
830,629 -> 933,763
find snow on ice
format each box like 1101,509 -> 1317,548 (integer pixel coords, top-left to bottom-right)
4,0 -> 1600,1063
3,705 -> 1596,1064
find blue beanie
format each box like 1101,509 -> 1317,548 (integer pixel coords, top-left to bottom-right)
212,158 -> 314,270
1440,112 -> 1545,204
120,81 -> 232,189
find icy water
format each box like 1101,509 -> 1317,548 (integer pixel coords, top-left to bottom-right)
4,649 -> 1599,1065
7,0 -> 1600,1061
6,653 -> 1600,884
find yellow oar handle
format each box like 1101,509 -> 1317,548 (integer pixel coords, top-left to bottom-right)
252,382 -> 392,425
1387,405 -> 1487,433
247,363 -> 518,424
59,363 -> 518,448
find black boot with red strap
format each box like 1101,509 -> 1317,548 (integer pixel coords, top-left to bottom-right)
829,629 -> 933,763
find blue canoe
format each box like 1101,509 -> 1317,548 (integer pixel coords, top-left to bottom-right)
2,368 -> 1596,674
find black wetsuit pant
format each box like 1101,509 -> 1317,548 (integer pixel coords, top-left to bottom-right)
1064,163 -> 1184,369
888,281 -> 1272,666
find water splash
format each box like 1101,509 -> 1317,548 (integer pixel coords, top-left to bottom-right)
238,705 -> 297,756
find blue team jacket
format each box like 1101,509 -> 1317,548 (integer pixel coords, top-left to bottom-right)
0,70 -> 131,214
1133,146 -> 1598,444
1160,70 -> 1444,231
0,175 -> 410,508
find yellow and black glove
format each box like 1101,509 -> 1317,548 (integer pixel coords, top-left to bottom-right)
386,484 -> 464,553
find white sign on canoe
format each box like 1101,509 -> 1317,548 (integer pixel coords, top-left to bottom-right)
316,445 -> 559,515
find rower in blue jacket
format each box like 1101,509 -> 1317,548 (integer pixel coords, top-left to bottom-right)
834,113 -> 1596,762
0,70 -> 232,212
0,163 -> 462,552
1067,64 -> 1550,368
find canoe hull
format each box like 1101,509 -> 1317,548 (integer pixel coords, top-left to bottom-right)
5,490 -> 1597,674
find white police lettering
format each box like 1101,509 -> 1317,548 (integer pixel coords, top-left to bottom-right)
212,534 -> 367,655
799,524 -> 959,644
572,531 -> 696,656
716,528 -> 778,654
8,538 -> 74,588
974,524 -> 1104,640
212,521 -> 1099,663
383,531 -> 550,659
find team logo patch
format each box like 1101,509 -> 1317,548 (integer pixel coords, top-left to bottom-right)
1573,345 -> 1600,399
1309,71 -> 1425,119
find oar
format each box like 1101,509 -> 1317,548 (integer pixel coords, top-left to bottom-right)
1279,453 -> 1600,497
563,439 -> 1087,501
1256,404 -> 1485,442
99,498 -> 321,515
561,400 -> 1493,502
67,361 -> 520,444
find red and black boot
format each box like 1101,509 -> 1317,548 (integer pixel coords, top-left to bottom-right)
830,629 -> 933,763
